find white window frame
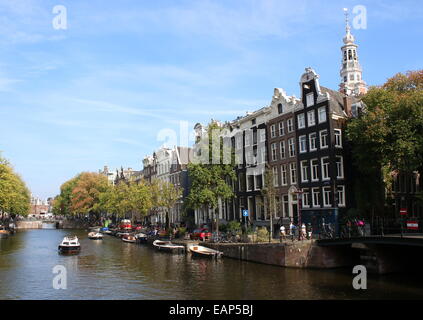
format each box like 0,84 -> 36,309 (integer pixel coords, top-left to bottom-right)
260,129 -> 266,143
312,188 -> 320,207
281,165 -> 288,186
318,107 -> 327,123
272,167 -> 279,187
309,132 -> 317,151
297,113 -> 305,129
287,118 -> 294,133
306,93 -> 314,107
280,141 -> 286,159
290,162 -> 297,185
300,160 -> 309,183
336,156 -> 344,179
323,187 -> 332,207
270,125 -> 276,138
334,129 -> 342,148
311,159 -> 319,182
271,143 -> 277,161
302,189 -> 310,208
245,132 -> 251,147
299,135 -> 307,154
288,138 -> 295,157
279,122 -> 285,136
337,185 -> 346,207
320,130 -> 328,149
321,157 -> 330,181
307,110 -> 315,126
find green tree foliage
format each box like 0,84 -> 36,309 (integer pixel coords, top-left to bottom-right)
0,154 -> 30,218
186,121 -> 236,234
160,180 -> 183,230
347,70 -> 423,216
261,164 -> 278,241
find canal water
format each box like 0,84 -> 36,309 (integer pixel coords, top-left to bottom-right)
0,229 -> 422,300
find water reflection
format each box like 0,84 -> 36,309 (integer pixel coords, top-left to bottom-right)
1,229 -> 423,300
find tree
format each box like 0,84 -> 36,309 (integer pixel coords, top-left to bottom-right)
0,154 -> 30,219
160,180 -> 183,231
186,121 -> 236,236
128,180 -> 153,221
261,164 -> 278,242
70,172 -> 109,219
347,70 -> 423,216
53,174 -> 81,216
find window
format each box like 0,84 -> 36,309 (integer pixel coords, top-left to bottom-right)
290,163 -> 297,185
260,147 -> 266,164
311,159 -> 319,181
320,130 -> 328,149
323,187 -> 332,207
297,113 -> 305,129
280,141 -> 286,159
259,129 -> 266,142
255,174 -> 263,191
337,186 -> 346,207
299,135 -> 307,153
309,133 -> 317,151
272,167 -> 279,187
271,143 -> 277,161
336,156 -> 344,179
247,175 -> 254,191
278,103 -> 283,114
283,195 -> 289,217
270,125 -> 276,138
321,157 -> 330,181
350,74 -> 355,81
288,138 -> 296,157
252,118 -> 256,125
302,189 -> 310,208
287,118 -> 294,132
245,132 -> 251,147
236,135 -> 242,150
281,165 -> 287,186
318,107 -> 327,123
312,188 -> 320,207
307,110 -> 315,126
334,129 -> 342,148
279,122 -> 285,136
246,150 -> 253,165
301,161 -> 308,183
306,93 -> 314,107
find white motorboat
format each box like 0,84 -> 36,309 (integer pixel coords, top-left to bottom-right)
152,240 -> 185,253
58,236 -> 81,254
189,245 -> 223,259
88,232 -> 103,240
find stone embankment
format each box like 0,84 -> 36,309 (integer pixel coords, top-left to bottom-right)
204,241 -> 353,269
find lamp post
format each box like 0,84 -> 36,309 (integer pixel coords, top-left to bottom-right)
294,189 -> 304,241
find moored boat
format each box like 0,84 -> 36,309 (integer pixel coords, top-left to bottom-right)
152,240 -> 185,253
189,245 -> 223,259
88,232 -> 103,240
0,226 -> 10,239
89,226 -> 101,232
135,233 -> 148,243
122,234 -> 137,243
58,236 -> 81,254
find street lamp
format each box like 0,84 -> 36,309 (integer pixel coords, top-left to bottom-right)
294,189 -> 304,241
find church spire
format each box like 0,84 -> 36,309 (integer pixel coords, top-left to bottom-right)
339,8 -> 367,96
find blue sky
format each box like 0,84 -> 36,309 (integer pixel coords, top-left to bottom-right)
0,0 -> 422,199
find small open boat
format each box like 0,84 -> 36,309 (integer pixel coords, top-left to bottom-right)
153,240 -> 185,253
0,226 -> 10,239
135,233 -> 148,243
58,236 -> 80,254
122,234 -> 137,243
88,232 -> 103,240
189,245 -> 223,259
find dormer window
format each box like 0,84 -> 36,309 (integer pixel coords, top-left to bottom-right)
306,93 -> 314,107
252,118 -> 256,125
278,103 -> 283,114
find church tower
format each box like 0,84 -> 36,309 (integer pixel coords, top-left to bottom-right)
339,8 -> 367,96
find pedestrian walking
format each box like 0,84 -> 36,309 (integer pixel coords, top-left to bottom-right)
280,225 -> 286,242
301,223 -> 306,240
289,222 -> 295,241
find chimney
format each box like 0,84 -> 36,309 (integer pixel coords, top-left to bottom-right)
343,95 -> 352,117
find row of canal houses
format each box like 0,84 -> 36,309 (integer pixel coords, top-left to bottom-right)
102,16 -> 423,230
135,19 -> 371,231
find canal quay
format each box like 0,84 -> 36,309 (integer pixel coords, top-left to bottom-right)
1,228 -> 423,300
